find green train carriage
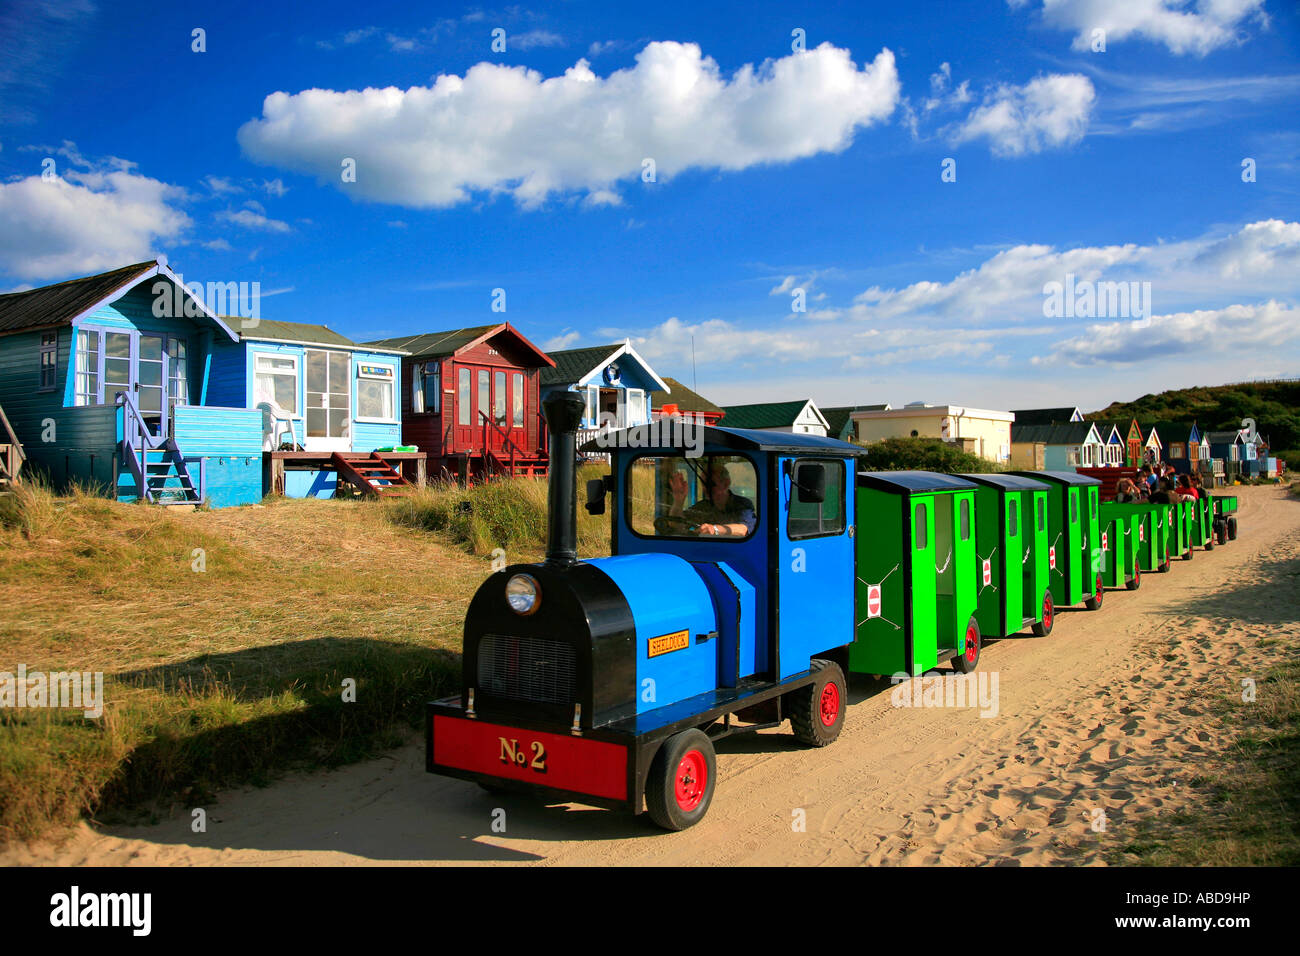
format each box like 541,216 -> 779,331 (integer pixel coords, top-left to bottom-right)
850,472 -> 982,676
960,474 -> 1055,638
1010,471 -> 1106,611
1098,502 -> 1143,591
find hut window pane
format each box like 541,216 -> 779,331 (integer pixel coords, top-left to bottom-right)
426,364 -> 440,414
39,333 -> 57,390
458,369 -> 471,425
494,370 -> 506,423
411,364 -> 425,413
513,373 -> 524,427
478,370 -> 489,426
357,364 -> 395,420
914,503 -> 927,549
627,389 -> 645,425
75,329 -> 100,405
254,354 -> 299,414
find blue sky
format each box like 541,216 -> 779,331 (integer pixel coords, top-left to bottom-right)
1,0 -> 1298,412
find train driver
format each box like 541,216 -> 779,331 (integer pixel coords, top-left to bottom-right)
668,459 -> 757,537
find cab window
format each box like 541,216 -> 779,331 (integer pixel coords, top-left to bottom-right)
788,459 -> 845,539
628,454 -> 758,540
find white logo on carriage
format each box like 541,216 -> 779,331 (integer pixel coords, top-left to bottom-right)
889,670 -> 999,718
593,412 -> 705,458
0,665 -> 104,718
49,886 -> 151,936
152,275 -> 261,325
1042,273 -> 1151,327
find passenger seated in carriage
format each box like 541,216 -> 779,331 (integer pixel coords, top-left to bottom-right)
1114,478 -> 1145,503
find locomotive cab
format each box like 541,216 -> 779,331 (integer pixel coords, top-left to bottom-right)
427,396 -> 863,830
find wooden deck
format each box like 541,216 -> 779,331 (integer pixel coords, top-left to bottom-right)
266,451 -> 427,496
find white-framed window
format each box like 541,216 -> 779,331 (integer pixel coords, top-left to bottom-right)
253,352 -> 300,415
1170,445 -> 1185,459
585,384 -> 599,426
411,362 -> 439,414
357,362 -> 397,421
411,363 -> 425,413
75,329 -> 100,406
626,388 -> 645,425
39,332 -> 57,391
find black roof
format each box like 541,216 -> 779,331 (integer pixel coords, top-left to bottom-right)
542,344 -> 623,386
0,261 -> 156,336
1010,407 -> 1081,426
1008,470 -> 1102,487
856,471 -> 978,494
578,424 -> 864,457
959,473 -> 1050,492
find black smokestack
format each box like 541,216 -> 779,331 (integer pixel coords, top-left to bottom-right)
542,393 -> 587,567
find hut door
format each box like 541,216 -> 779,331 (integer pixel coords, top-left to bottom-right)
304,349 -> 351,451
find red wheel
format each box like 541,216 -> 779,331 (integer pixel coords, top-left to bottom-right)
789,659 -> 846,747
1032,590 -> 1054,636
953,617 -> 981,673
646,728 -> 716,830
819,680 -> 841,728
673,749 -> 708,813
1126,564 -> 1141,591
1085,571 -> 1104,610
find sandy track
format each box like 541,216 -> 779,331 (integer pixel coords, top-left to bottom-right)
6,486 -> 1295,866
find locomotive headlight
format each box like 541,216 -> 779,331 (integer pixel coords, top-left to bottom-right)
505,573 -> 541,615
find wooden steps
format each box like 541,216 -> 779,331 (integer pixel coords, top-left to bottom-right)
331,452 -> 414,497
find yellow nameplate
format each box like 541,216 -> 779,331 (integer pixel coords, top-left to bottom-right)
648,629 -> 690,658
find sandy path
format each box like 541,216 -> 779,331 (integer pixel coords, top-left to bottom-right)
6,486 -> 1295,866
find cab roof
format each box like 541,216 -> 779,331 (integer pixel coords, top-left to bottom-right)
856,471 -> 979,494
579,424 -> 865,457
959,473 -> 1050,492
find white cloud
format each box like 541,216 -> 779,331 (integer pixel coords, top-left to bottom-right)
1041,300 -> 1300,366
0,164 -> 191,280
544,330 -> 581,350
582,189 -> 622,208
1017,0 -> 1268,56
262,178 -> 287,197
512,29 -> 564,50
237,41 -> 900,209
216,208 -> 291,232
204,175 -> 242,195
949,74 -> 1095,156
202,238 -> 232,251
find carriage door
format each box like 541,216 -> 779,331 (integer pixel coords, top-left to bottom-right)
305,349 -> 351,451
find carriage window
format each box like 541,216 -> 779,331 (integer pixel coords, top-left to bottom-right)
1037,497 -> 1045,531
914,503 -> 927,549
959,499 -> 970,541
788,459 -> 845,539
1009,500 -> 1018,536
628,455 -> 758,541
1069,493 -> 1077,523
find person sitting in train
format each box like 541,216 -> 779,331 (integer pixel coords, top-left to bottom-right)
668,459 -> 756,537
1148,478 -> 1177,504
1114,478 -> 1145,503
1176,474 -> 1199,500
1139,465 -> 1158,492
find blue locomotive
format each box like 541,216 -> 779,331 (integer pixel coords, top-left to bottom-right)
427,394 -> 860,829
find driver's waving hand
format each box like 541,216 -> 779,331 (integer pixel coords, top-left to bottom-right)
669,459 -> 756,537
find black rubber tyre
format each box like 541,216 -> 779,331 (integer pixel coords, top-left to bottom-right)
1159,560 -> 1170,573
645,728 -> 716,831
1031,590 -> 1054,637
1215,522 -> 1228,545
952,617 -> 981,674
1182,546 -> 1194,561
1126,564 -> 1141,590
1228,517 -> 1238,540
788,659 -> 847,747
1084,571 -> 1104,610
